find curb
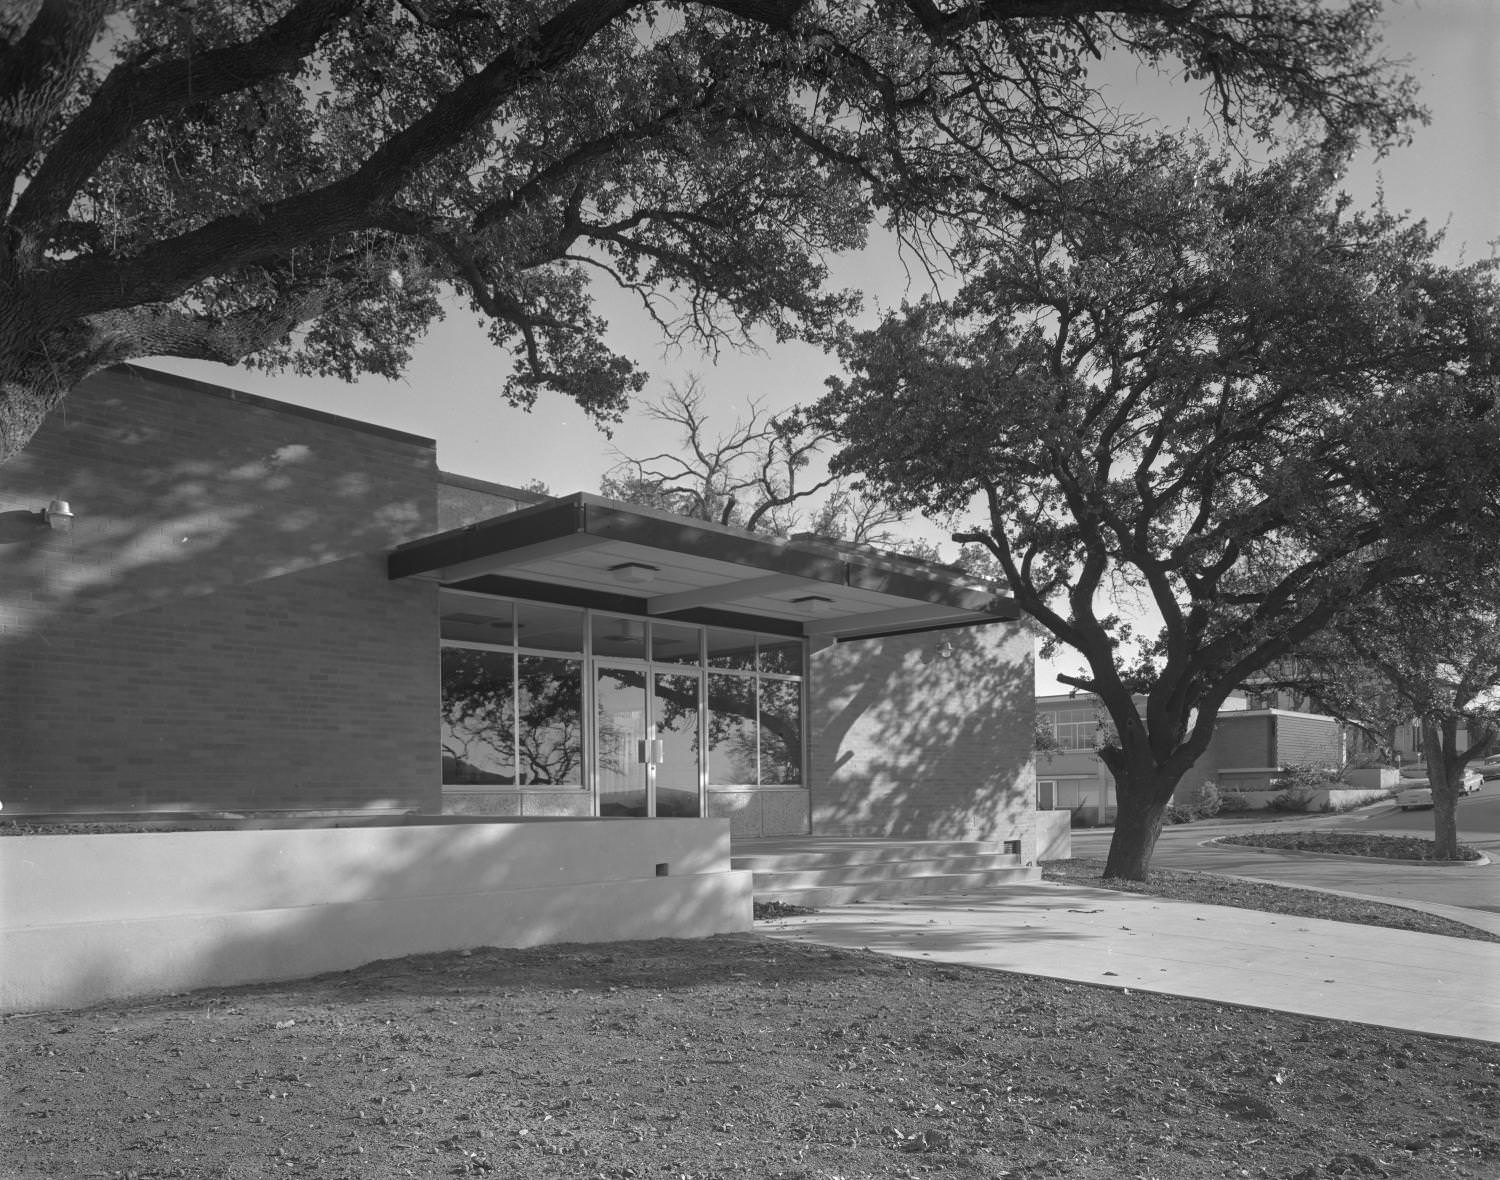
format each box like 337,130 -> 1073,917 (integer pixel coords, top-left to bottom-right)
1203,837 -> 1491,868
1179,873 -> 1500,940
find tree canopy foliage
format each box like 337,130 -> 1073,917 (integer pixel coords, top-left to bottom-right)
810,137 -> 1500,878
0,0 -> 1421,463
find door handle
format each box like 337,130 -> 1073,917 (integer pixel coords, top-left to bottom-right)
637,739 -> 666,764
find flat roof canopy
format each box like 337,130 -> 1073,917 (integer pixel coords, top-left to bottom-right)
389,493 -> 1017,641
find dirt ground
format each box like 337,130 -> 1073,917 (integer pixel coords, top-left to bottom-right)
4,934 -> 1497,1180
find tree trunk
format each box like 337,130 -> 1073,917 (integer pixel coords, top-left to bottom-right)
1102,772 -> 1178,881
1423,719 -> 1464,860
1430,783 -> 1462,860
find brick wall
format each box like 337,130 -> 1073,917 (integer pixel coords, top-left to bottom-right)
808,622 -> 1035,854
1272,712 -> 1344,770
1207,712 -> 1275,770
437,472 -> 548,530
0,366 -> 441,815
1173,710 -> 1345,802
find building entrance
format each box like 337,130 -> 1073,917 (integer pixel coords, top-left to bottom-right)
594,664 -> 703,817
439,593 -> 804,818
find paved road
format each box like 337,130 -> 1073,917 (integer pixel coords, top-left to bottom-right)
1340,780 -> 1500,839
1068,783 -> 1500,933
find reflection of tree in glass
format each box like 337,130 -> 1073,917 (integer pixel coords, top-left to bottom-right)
759,679 -> 802,785
517,656 -> 583,785
706,674 -> 802,785
654,673 -> 703,817
441,648 -> 515,784
654,673 -> 702,752
599,666 -> 798,785
596,670 -> 644,783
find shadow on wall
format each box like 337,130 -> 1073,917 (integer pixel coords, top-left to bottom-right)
0,366 -> 436,634
810,622 -> 1034,842
0,366 -> 441,814
2,819 -> 752,1014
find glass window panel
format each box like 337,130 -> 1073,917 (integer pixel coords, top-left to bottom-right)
707,673 -> 758,785
1059,720 -> 1097,748
516,655 -> 584,785
651,621 -> 701,665
596,666 -> 648,815
592,614 -> 647,660
439,597 -> 515,646
759,678 -> 803,785
758,636 -> 803,676
654,672 -> 701,817
1043,707 -> 1097,749
441,647 -> 516,785
514,601 -> 583,653
705,627 -> 756,671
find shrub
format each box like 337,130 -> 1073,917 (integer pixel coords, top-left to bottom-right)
1270,763 -> 1340,792
1165,803 -> 1195,825
1265,764 -> 1341,813
1217,791 -> 1255,813
1267,787 -> 1318,813
1189,780 -> 1222,819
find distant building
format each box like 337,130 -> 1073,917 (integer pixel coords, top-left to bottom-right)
1034,691 -> 1344,822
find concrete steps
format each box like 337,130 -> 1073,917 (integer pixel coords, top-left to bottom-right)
732,837 -> 1040,907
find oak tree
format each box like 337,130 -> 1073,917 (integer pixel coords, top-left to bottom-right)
811,138 -> 1500,879
1276,584 -> 1500,859
2,0 -> 1419,462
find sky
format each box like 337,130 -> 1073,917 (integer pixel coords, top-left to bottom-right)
146,0 -> 1498,687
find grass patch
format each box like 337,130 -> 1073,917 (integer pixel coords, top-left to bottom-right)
1217,830 -> 1483,862
1041,857 -> 1498,943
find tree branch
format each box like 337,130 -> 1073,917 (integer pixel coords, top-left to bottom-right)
78,290 -> 329,369
0,0 -> 108,212
10,0 -> 360,241
44,0 -> 646,319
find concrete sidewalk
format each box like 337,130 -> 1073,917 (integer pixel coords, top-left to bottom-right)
760,881 -> 1500,1044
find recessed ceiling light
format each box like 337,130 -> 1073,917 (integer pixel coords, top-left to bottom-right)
610,562 -> 659,586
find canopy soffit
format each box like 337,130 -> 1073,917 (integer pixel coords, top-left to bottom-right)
389,494 -> 1017,641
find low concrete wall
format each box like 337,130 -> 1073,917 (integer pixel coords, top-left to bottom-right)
439,789 -> 593,817
1035,810 -> 1072,861
1343,768 -> 1401,791
1222,787 -> 1391,812
707,788 -> 811,839
1,818 -> 752,1013
1314,788 -> 1392,811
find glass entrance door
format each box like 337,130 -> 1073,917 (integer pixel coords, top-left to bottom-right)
653,671 -> 701,817
595,665 -> 649,816
594,664 -> 704,817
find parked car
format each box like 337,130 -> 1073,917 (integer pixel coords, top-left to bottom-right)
1394,767 -> 1483,810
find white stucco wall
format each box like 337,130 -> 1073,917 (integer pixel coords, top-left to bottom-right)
1,818 -> 751,1013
